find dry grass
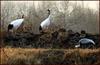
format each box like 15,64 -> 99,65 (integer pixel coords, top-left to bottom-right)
1,48 -> 100,64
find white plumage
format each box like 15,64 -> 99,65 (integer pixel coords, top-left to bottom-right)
40,15 -> 51,29
75,44 -> 80,48
10,19 -> 24,30
39,9 -> 52,32
75,38 -> 95,48
79,38 -> 95,45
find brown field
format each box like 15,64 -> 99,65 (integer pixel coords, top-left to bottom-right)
1,48 -> 100,65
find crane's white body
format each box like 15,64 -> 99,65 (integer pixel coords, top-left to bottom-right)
40,15 -> 51,29
75,38 -> 95,48
10,19 -> 24,30
79,38 -> 95,45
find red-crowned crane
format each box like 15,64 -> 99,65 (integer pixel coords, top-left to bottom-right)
39,9 -> 51,33
75,38 -> 95,48
8,15 -> 24,33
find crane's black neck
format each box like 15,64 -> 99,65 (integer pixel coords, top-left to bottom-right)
8,24 -> 13,32
22,15 -> 24,18
48,9 -> 50,15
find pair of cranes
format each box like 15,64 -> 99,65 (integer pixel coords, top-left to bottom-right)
8,9 -> 51,33
7,9 -> 95,48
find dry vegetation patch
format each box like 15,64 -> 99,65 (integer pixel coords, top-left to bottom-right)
1,48 -> 100,64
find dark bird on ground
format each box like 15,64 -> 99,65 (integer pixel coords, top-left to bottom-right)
75,38 -> 95,48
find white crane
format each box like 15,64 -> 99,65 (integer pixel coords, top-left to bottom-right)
75,38 -> 95,48
39,9 -> 51,33
8,15 -> 24,32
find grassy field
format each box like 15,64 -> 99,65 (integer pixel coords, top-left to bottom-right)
1,47 -> 100,64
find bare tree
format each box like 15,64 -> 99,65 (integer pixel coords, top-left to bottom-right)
1,2 -> 15,31
1,1 -> 99,34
